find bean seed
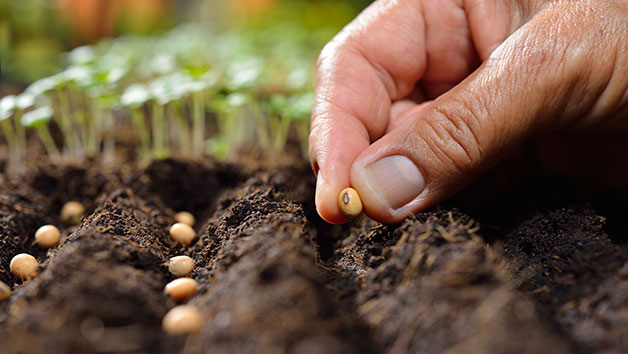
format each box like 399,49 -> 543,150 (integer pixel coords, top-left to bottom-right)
35,224 -> 61,249
174,211 -> 195,227
168,256 -> 194,277
169,223 -> 195,245
338,188 -> 363,220
10,253 -> 38,281
162,305 -> 203,334
164,277 -> 198,301
60,201 -> 85,225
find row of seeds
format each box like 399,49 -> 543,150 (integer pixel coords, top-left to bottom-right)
0,205 -> 204,335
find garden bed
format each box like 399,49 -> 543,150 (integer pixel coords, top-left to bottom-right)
0,155 -> 627,354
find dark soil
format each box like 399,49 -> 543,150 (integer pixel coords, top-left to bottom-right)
0,157 -> 627,354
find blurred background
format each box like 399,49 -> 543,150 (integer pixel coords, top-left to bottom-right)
0,0 -> 371,88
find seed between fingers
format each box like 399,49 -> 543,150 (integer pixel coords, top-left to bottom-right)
338,188 -> 363,220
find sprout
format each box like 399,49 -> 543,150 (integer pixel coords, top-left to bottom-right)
21,106 -> 60,159
16,93 -> 36,111
62,65 -> 93,87
0,96 -> 17,160
67,45 -> 96,66
151,54 -> 176,75
287,92 -> 314,158
121,84 -> 151,158
164,277 -> 198,301
286,67 -> 309,91
162,305 -> 203,334
338,188 -> 363,220
226,58 -> 262,90
0,95 -> 16,117
10,253 -> 38,281
24,74 -> 65,97
35,224 -> 61,249
121,84 -> 151,108
169,223 -> 196,245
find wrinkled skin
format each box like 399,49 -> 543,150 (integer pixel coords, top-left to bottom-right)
310,0 -> 628,224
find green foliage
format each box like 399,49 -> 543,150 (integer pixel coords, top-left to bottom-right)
0,17 -> 339,164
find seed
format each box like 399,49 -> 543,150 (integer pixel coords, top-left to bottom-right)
164,277 -> 199,301
174,211 -> 195,227
10,253 -> 38,281
338,188 -> 363,220
162,305 -> 203,334
169,223 -> 196,245
0,281 -> 10,301
35,224 -> 61,249
168,256 -> 194,277
60,201 -> 85,225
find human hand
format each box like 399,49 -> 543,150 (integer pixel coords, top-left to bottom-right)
309,0 -> 628,224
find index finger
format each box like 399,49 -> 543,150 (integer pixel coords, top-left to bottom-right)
310,0 -> 427,223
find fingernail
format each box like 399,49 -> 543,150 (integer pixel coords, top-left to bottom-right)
364,155 -> 425,209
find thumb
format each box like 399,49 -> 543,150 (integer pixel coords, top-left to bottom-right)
350,10 -> 610,223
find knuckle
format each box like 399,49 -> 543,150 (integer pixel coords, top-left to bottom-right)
418,104 -> 486,175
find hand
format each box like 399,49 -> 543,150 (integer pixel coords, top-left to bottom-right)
309,0 -> 628,224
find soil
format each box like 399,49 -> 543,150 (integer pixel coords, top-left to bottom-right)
0,156 -> 627,354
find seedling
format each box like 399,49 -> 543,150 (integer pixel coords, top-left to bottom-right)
169,223 -> 196,245
338,188 -> 363,220
0,281 -> 10,301
60,201 -> 85,225
10,253 -> 38,281
120,84 -> 152,159
35,225 -> 61,249
168,256 -> 194,277
0,95 -> 18,162
162,305 -> 203,334
174,212 -> 195,227
164,277 -> 198,301
20,106 -> 60,161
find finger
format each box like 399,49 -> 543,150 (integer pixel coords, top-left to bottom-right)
350,3 -> 625,223
310,0 -> 428,223
310,0 -> 491,223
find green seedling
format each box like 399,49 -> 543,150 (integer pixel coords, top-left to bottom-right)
0,95 -> 18,161
210,92 -> 255,159
264,94 -> 293,158
121,84 -> 152,159
20,106 -> 60,160
286,92 -> 314,159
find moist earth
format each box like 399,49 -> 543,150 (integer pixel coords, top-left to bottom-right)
0,158 -> 626,354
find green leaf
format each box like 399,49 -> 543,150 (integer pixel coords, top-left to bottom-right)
20,106 -> 53,127
0,95 -> 16,120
